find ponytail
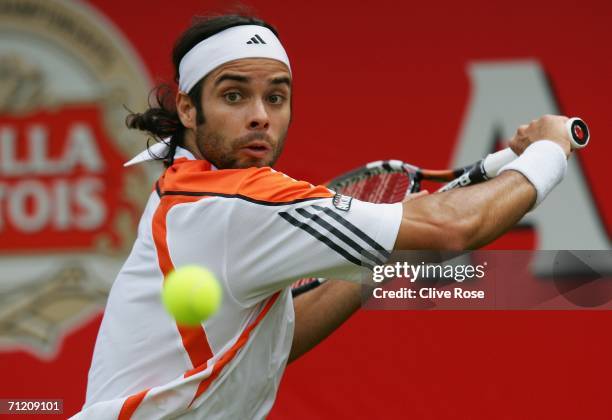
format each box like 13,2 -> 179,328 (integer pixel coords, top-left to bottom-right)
125,84 -> 185,166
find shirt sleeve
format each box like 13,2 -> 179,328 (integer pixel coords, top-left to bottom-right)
225,168 -> 402,306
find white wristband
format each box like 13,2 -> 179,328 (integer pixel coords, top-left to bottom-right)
499,140 -> 567,208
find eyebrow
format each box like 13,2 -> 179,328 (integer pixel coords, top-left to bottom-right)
214,73 -> 292,89
270,76 -> 292,88
214,74 -> 249,86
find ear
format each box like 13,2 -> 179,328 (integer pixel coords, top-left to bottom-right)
176,92 -> 197,130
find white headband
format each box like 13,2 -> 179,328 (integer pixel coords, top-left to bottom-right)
178,25 -> 291,93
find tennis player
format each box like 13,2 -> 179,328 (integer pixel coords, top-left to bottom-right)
75,15 -> 573,419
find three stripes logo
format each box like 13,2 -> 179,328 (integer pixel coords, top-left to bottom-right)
279,205 -> 389,270
246,34 -> 266,45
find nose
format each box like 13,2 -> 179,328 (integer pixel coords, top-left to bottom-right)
247,99 -> 270,130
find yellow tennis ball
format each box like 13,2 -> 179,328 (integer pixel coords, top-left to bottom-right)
161,265 -> 222,326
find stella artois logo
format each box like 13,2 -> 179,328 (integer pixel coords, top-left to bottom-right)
0,0 -> 155,358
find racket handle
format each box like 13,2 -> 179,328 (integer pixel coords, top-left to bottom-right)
439,117 -> 589,192
482,148 -> 517,178
483,117 -> 590,177
437,149 -> 515,192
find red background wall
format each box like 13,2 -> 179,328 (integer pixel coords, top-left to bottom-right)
1,0 -> 611,418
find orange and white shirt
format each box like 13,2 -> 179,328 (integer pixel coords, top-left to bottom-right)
76,147 -> 402,419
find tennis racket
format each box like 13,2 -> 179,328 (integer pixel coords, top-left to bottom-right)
291,117 -> 590,297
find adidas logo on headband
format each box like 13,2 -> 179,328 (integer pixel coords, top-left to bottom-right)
246,34 -> 266,45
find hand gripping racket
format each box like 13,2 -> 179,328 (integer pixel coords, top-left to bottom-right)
291,117 -> 590,297
439,117 -> 589,192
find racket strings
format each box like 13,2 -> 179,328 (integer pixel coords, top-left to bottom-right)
332,172 -> 412,203
343,173 -> 410,203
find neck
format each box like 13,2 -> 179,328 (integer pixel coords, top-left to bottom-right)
181,129 -> 205,160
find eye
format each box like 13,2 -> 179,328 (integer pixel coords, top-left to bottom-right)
224,92 -> 243,103
268,94 -> 284,104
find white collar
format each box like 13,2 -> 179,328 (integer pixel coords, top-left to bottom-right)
123,142 -> 196,167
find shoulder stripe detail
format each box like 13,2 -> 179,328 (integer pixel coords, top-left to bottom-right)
158,163 -> 332,203
294,207 -> 386,266
279,212 -> 373,269
312,205 -> 390,258
118,389 -> 149,420
160,190 -> 327,206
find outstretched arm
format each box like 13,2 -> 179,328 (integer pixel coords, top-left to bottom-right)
395,170 -> 534,250
395,114 -> 571,251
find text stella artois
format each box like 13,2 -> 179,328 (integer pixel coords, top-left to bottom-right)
0,105 -> 126,251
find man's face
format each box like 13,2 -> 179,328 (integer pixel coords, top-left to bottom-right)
193,58 -> 292,169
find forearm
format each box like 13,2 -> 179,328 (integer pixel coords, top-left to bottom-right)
289,279 -> 361,363
445,170 -> 536,249
395,170 -> 536,250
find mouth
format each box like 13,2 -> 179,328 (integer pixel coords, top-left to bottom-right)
240,140 -> 272,159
